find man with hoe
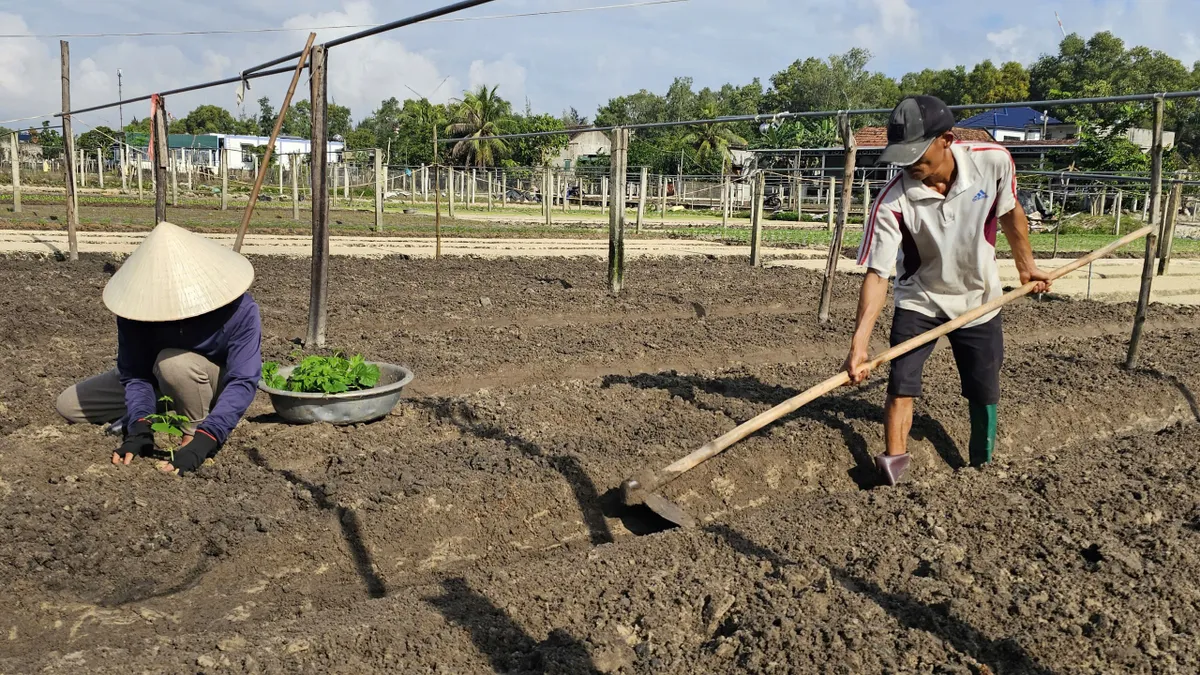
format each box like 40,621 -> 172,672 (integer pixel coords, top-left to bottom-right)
56,222 -> 263,475
844,95 -> 1052,485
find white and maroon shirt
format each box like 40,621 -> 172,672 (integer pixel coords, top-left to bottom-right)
858,141 -> 1018,327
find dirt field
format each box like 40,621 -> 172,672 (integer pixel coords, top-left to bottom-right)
3,253 -> 1200,674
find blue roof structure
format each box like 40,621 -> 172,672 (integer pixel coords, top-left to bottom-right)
958,107 -> 1061,131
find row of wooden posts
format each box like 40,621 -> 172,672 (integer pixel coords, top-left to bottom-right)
48,38 -> 1177,365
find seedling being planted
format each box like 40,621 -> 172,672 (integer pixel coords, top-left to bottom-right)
262,353 -> 380,394
147,395 -> 190,463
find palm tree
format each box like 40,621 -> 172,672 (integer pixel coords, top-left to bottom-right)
445,85 -> 512,167
683,103 -> 748,171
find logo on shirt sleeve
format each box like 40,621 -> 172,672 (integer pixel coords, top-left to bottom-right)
972,189 -> 989,202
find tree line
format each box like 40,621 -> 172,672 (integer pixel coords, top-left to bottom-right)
9,31 -> 1199,175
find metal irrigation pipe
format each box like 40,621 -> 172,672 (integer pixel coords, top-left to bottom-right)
1019,170 -> 1200,187
240,0 -> 502,76
56,64 -> 297,117
441,90 -> 1200,144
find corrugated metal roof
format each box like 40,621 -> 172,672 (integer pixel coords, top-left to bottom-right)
958,107 -> 1061,130
853,126 -> 993,147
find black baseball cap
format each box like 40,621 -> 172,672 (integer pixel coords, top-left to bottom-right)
878,95 -> 956,167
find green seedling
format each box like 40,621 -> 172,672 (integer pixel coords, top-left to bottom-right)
262,353 -> 380,394
147,395 -> 191,462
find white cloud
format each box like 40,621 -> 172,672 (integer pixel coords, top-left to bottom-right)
467,54 -> 526,106
851,0 -> 921,50
986,25 -> 1030,62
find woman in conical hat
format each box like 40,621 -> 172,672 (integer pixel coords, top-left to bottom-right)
56,222 -> 263,474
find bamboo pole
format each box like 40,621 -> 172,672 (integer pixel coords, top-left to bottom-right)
233,32 -> 316,253
9,132 -> 21,213
1125,95 -> 1166,369
305,44 -> 330,347
1158,172 -> 1184,275
608,129 -> 629,295
818,114 -> 857,323
61,41 -> 78,260
750,171 -> 764,267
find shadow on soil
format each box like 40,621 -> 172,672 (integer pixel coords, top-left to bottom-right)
427,577 -> 600,674
602,371 -> 966,490
246,447 -> 387,598
707,524 -> 1057,675
1139,368 -> 1200,422
415,398 -> 615,546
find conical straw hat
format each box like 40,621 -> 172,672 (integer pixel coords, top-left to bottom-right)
103,222 -> 255,322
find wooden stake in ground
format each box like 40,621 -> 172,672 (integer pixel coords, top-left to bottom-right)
636,167 -> 648,234
601,176 -> 609,216
151,96 -> 169,226
1158,172 -> 1184,275
374,150 -> 384,232
233,32 -> 316,253
220,147 -> 229,210
818,114 -> 858,323
1113,189 -> 1122,235
448,167 -> 457,219
826,177 -> 836,231
136,150 -> 144,200
750,171 -> 765,267
170,153 -> 179,206
60,40 -> 79,260
500,171 -> 507,208
291,154 -> 300,221
120,143 -> 127,193
487,171 -> 494,211
305,44 -> 330,348
659,175 -> 667,224
1126,95 -> 1166,369
9,132 -> 21,213
97,149 -> 104,189
608,128 -> 629,295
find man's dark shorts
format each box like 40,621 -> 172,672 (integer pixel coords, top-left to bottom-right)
887,308 -> 1003,405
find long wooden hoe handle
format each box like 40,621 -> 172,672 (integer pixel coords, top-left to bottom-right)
647,224 -> 1156,489
233,33 -> 317,254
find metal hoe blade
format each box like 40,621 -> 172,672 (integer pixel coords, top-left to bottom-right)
642,492 -> 696,529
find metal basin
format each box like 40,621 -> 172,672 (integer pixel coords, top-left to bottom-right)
258,362 -> 414,425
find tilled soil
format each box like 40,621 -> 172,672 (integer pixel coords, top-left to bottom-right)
2,253 -> 1200,674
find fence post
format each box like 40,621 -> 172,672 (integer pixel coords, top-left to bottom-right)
543,170 -> 552,226
500,171 -> 507,207
96,149 -> 103,190
826,177 -> 836,231
608,128 -> 629,295
1113,190 -> 1121,235
374,149 -> 384,231
818,114 -> 858,323
137,150 -> 144,200
1126,95 -> 1166,369
152,99 -> 169,227
1158,171 -> 1184,276
60,41 -> 79,259
306,43 -> 330,348
660,175 -> 667,224
487,171 -> 494,211
291,154 -> 300,221
9,132 -> 21,213
601,176 -> 609,215
470,168 -> 476,207
120,143 -> 128,192
636,167 -> 647,234
220,148 -> 229,210
170,153 -> 179,206
750,171 -> 764,267
861,179 -> 870,222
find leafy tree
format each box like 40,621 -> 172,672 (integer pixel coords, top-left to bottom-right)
508,113 -> 568,167
445,85 -> 513,167
177,105 -> 238,134
561,107 -> 588,126
124,117 -> 151,134
77,126 -> 117,152
257,97 -> 276,136
283,100 -> 311,138
1073,127 -> 1151,172
37,121 -> 63,160
764,48 -> 900,115
329,102 -> 353,140
682,103 -> 747,173
344,125 -> 377,150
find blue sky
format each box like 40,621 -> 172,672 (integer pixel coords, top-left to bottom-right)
2,0 -> 1199,133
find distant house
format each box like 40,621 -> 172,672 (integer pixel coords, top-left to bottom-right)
958,107 -> 1060,142
552,129 -> 611,170
118,133 -> 345,171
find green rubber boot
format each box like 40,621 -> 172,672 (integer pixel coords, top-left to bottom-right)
969,403 -> 998,467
